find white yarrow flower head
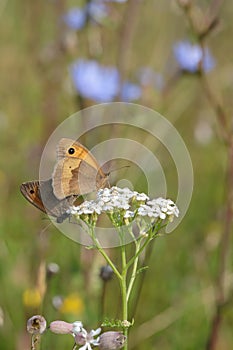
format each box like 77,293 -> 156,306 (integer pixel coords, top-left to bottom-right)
135,192 -> 149,201
68,186 -> 179,229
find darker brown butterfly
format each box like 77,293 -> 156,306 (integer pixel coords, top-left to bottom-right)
20,179 -> 76,223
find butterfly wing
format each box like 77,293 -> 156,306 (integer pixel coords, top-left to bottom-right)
52,138 -> 109,199
70,159 -> 109,195
20,180 -> 47,214
56,138 -> 98,168
20,179 -> 75,222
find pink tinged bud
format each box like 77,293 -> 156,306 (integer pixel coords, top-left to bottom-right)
27,315 -> 47,335
49,320 -> 83,335
99,331 -> 126,350
49,321 -> 74,334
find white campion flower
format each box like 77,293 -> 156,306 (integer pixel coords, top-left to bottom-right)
49,320 -> 126,350
49,321 -> 101,350
74,327 -> 101,350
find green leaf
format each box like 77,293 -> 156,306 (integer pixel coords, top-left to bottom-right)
136,266 -> 149,275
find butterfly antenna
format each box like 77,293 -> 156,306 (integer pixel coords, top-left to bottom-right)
108,165 -> 130,175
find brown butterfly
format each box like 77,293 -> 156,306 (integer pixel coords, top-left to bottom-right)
20,138 -> 109,222
20,179 -> 76,223
52,138 -> 109,200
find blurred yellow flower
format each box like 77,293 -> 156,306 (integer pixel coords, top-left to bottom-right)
23,288 -> 42,308
59,293 -> 84,315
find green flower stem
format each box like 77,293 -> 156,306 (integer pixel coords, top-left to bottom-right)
89,225 -> 122,281
86,219 -> 164,350
125,234 -> 151,271
120,242 -> 128,350
90,224 -> 129,348
126,240 -> 140,302
125,221 -> 162,271
98,247 -> 122,281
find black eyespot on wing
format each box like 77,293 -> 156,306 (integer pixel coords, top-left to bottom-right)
68,147 -> 75,155
30,190 -> 35,194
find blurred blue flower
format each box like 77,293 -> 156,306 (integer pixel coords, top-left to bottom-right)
173,41 -> 215,73
63,7 -> 87,30
70,60 -> 119,102
103,0 -> 127,3
63,2 -> 109,30
70,59 -> 141,102
138,67 -> 164,90
121,82 -> 141,101
87,1 -> 108,22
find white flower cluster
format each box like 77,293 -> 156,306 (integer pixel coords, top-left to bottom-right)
68,187 -> 179,222
137,198 -> 179,220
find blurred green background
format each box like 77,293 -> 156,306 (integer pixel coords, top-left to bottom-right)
0,0 -> 233,349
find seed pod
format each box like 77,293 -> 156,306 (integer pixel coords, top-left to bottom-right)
99,331 -> 126,350
27,315 -> 47,335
